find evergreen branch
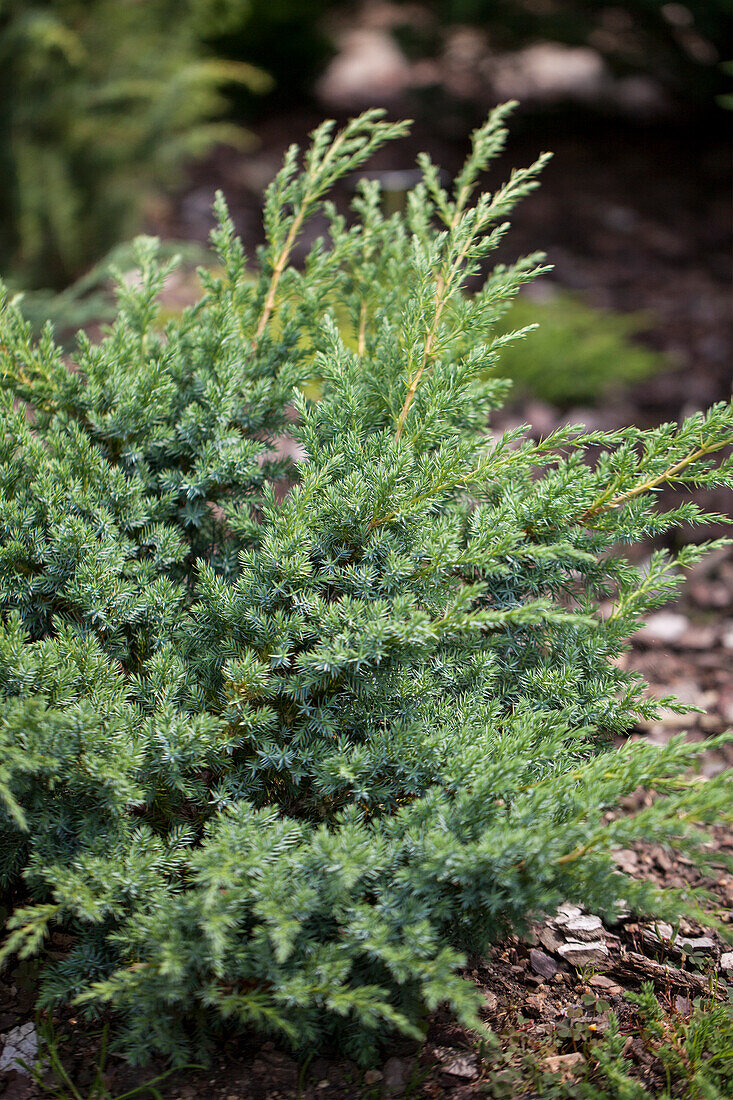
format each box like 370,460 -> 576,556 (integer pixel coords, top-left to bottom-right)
356,300 -> 368,358
395,271 -> 449,442
253,205 -> 310,345
254,112 -> 409,347
580,418 -> 732,522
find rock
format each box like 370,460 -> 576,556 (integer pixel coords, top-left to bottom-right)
364,1070 -> 383,1085
442,1053 -> 479,1080
609,900 -> 631,923
642,926 -> 717,958
538,926 -> 564,953
557,940 -> 610,968
563,914 -> 605,942
483,991 -> 499,1012
382,1057 -> 413,1096
679,625 -> 717,650
524,401 -> 558,439
719,952 -> 733,972
718,691 -> 733,724
0,1023 -> 38,1075
530,948 -> 558,979
525,994 -> 546,1018
492,43 -> 607,104
690,581 -> 730,609
613,75 -> 668,118
651,848 -> 674,873
614,849 -> 639,875
640,921 -> 674,946
545,1052 -> 586,1076
554,904 -> 584,925
634,612 -> 688,646
721,623 -> 733,650
589,975 -> 624,995
317,30 -> 412,108
677,936 -> 717,955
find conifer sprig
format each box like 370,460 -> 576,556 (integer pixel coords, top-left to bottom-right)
255,111 -> 410,344
396,105 -> 551,440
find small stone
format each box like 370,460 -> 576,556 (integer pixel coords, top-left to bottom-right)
382,1056 -> 413,1096
538,926 -> 564,953
525,994 -> 546,1017
316,1082 -> 331,1090
557,940 -> 610,968
525,401 -> 558,438
721,623 -> 733,650
530,948 -> 558,979
317,29 -> 413,109
483,991 -> 499,1012
589,975 -> 624,995
563,914 -> 605,942
614,849 -> 639,875
364,1070 -> 383,1085
0,1022 -> 38,1075
720,952 -> 733,971
634,612 -> 688,646
679,625 -> 717,650
545,1052 -> 586,1076
640,922 -> 674,950
691,582 -> 730,609
676,936 -> 716,955
442,1053 -> 479,1079
554,904 -> 584,925
492,42 -> 607,104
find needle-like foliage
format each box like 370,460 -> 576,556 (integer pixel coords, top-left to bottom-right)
0,106 -> 731,1066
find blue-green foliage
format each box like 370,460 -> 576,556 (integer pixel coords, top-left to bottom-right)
0,106 -> 732,1066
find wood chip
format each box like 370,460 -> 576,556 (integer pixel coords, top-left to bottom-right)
610,951 -> 724,996
545,1052 -> 586,1076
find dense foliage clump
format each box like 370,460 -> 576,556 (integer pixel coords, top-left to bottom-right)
1,106 -> 731,1066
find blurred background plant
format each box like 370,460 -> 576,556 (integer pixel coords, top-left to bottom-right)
493,292 -> 666,408
195,0 -> 339,111
0,0 -> 270,292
